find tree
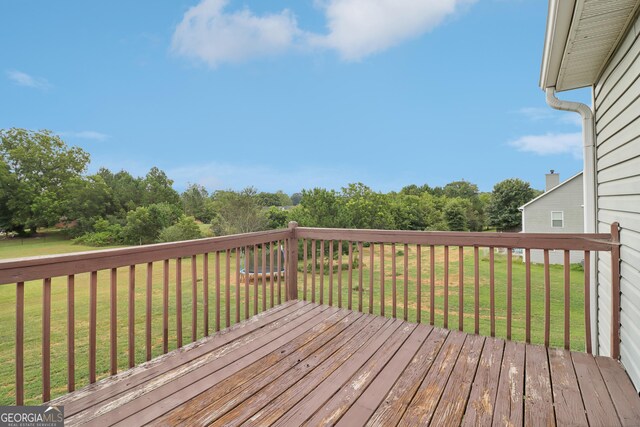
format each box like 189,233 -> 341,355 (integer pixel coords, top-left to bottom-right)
158,216 -> 203,242
294,188 -> 342,228
340,183 -> 394,230
265,206 -> 289,229
142,167 -> 180,206
181,184 -> 212,222
210,187 -> 266,235
122,203 -> 181,244
97,168 -> 144,215
444,198 -> 470,231
290,192 -> 302,206
487,178 -> 536,231
0,128 -> 90,234
443,180 -> 479,199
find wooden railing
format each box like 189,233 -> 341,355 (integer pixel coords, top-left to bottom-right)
0,222 -> 620,405
293,223 -> 620,358
0,226 -> 297,405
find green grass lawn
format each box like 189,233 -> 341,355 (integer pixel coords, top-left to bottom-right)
0,234 -> 588,405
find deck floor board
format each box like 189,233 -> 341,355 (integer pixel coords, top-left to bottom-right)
54,302 -> 640,426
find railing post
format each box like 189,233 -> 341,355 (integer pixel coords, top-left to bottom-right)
611,222 -> 621,359
287,222 -> 299,300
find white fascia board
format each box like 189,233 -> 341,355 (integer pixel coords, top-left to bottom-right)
519,171 -> 583,210
539,0 -> 577,90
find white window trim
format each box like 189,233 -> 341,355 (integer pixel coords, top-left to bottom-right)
551,211 -> 564,228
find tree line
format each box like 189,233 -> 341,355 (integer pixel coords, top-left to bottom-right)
1,129 -> 540,245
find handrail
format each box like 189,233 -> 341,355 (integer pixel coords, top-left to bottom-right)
296,227 -> 614,251
0,229 -> 291,285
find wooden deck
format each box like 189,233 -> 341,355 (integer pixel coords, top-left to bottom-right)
52,300 -> 640,426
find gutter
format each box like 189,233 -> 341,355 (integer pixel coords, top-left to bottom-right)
545,87 -> 599,353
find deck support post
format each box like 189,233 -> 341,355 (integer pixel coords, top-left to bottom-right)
611,222 -> 620,359
287,222 -> 299,301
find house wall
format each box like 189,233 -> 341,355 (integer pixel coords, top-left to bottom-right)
522,175 -> 584,264
594,11 -> 640,391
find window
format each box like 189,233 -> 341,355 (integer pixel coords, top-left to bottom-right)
551,211 -> 564,228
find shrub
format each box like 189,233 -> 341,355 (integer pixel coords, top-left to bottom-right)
158,216 -> 203,243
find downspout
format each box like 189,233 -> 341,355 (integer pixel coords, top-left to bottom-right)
545,87 -> 599,354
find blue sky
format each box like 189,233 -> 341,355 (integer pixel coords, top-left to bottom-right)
1,0 -> 590,194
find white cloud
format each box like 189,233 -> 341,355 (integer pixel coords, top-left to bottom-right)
508,132 -> 582,159
59,131 -> 109,141
311,0 -> 475,60
6,69 -> 51,90
171,0 -> 302,67
171,0 -> 474,66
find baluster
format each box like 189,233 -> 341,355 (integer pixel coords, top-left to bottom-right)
338,241 -> 343,308
43,278 -> 52,400
329,241 -> 334,306
358,242 -> 364,312
129,265 -> 136,366
16,281 -> 24,405
380,243 -> 385,317
90,273 -> 98,383
277,241 -> 282,305
564,250 -> 570,350
262,243 -> 267,311
348,242 -> 353,310
474,247 -> 480,334
190,255 -> 197,342
584,251 -> 592,353
416,245 -> 421,323
369,243 -> 374,314
204,253 -> 209,336
147,262 -> 153,360
226,250 -> 231,327
253,245 -> 258,315
459,246 -> 463,331
311,240 -> 317,304
236,248 -> 241,324
507,249 -> 513,340
176,258 -> 183,348
216,251 -> 221,331
490,247 -> 495,337
269,243 -> 274,309
243,247 -> 249,319
68,275 -> 76,389
525,249 -> 531,344
430,245 -> 435,325
404,244 -> 408,321
303,239 -> 308,301
392,243 -> 397,319
544,249 -> 551,347
163,260 -> 169,354
444,246 -> 449,328
319,240 -> 325,305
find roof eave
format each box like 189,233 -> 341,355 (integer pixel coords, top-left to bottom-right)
539,0 -> 577,91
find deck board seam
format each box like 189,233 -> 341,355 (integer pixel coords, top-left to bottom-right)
332,324 -> 436,426
231,315 -> 394,426
593,356 -> 626,426
53,300 -> 307,413
69,304 -> 335,426
179,311 -> 374,426
398,330 -> 466,425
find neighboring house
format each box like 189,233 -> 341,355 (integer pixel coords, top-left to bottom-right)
520,170 -> 584,264
541,0 -> 640,391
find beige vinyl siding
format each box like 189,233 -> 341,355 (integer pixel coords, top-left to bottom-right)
594,10 -> 640,391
